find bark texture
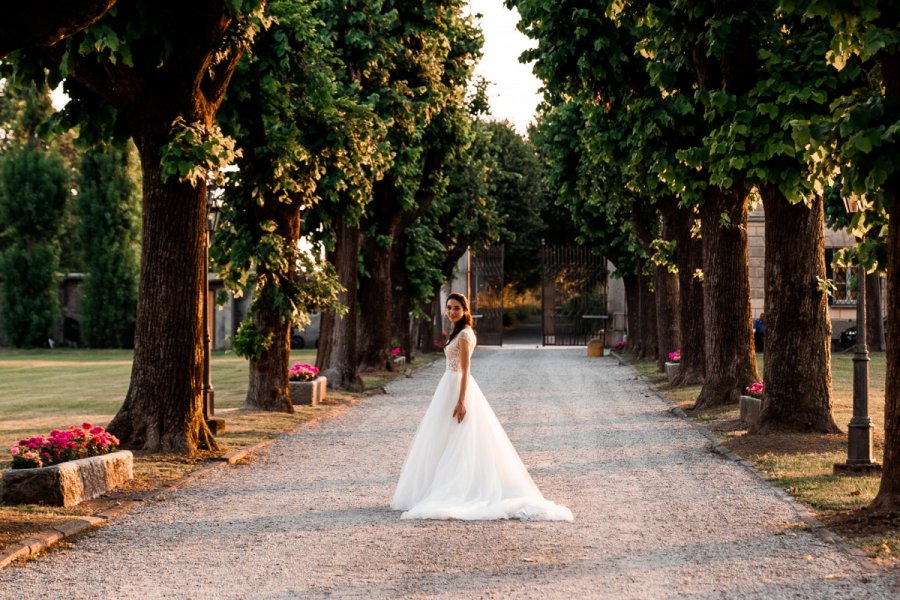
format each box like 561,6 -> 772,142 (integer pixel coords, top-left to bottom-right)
753,188 -> 839,433
413,296 -> 438,354
623,273 -> 640,354
655,204 -> 681,372
244,294 -> 294,413
71,4 -> 245,453
108,143 -> 217,453
391,249 -> 412,362
242,174 -> 302,411
319,219 -> 364,392
868,0 -> 900,514
672,206 -> 705,386
866,272 -> 885,352
694,186 -> 759,410
636,268 -> 658,361
654,264 -> 679,372
357,229 -> 394,371
357,145 -> 447,370
872,167 -> 900,514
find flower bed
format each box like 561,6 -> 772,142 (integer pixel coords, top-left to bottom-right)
9,423 -> 120,470
288,362 -> 319,383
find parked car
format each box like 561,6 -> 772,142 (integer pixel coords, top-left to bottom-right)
839,316 -> 888,350
291,313 -> 321,349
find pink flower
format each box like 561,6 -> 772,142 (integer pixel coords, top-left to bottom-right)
10,446 -> 19,455
745,381 -> 764,398
82,422 -> 92,430
667,349 -> 681,362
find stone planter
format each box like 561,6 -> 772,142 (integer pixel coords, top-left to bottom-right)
2,450 -> 133,507
587,335 -> 605,357
664,361 -> 681,383
740,395 -> 762,425
392,356 -> 407,373
289,376 -> 327,406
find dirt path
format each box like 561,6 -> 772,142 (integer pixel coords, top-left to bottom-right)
1,346 -> 897,599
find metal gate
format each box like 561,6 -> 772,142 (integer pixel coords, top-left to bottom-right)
541,245 -> 608,345
471,245 -> 504,345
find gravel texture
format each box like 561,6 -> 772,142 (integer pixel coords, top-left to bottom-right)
2,346 -> 898,599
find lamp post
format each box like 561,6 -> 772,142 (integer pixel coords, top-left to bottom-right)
203,185 -> 225,435
834,194 -> 879,475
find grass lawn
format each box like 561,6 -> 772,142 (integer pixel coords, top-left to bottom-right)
0,347 -> 441,553
629,350 -> 899,563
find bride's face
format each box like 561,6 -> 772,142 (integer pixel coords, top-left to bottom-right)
446,300 -> 464,324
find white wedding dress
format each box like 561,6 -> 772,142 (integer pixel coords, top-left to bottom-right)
391,327 -> 573,521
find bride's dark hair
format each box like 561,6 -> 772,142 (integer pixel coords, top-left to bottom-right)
444,292 -> 473,346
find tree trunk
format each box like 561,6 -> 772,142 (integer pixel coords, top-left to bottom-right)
655,204 -> 681,371
636,267 -> 658,361
242,193 -> 302,413
623,273 -> 639,354
357,144 -> 448,370
672,206 -> 705,385
871,175 -> 900,513
753,187 -> 839,433
694,186 -> 759,410
391,247 -> 412,363
320,219 -> 364,392
654,263 -> 679,372
244,294 -> 294,413
415,296 -> 437,353
867,271 -> 885,352
316,309 -> 334,369
68,5 -> 246,454
357,235 -> 394,371
107,140 -> 217,452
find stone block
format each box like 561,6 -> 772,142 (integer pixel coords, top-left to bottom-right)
290,376 -> 326,406
740,395 -> 762,424
2,450 -> 133,507
664,362 -> 681,383
392,356 -> 407,373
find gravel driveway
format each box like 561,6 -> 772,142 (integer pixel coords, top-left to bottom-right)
2,346 -> 898,599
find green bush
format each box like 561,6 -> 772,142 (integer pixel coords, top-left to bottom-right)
0,244 -> 60,346
0,143 -> 69,347
76,142 -> 141,347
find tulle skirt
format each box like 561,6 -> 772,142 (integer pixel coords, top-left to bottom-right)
391,369 -> 573,521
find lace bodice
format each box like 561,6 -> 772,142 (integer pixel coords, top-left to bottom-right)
444,327 -> 476,372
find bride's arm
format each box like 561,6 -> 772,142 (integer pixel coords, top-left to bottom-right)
452,336 -> 471,423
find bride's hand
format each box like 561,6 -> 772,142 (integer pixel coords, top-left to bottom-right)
452,401 -> 466,423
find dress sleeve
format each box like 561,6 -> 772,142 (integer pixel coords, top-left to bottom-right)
459,327 -> 476,345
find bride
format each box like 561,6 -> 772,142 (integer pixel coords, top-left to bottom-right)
391,292 -> 573,521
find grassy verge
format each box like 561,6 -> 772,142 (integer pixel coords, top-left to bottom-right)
627,351 -> 899,563
0,348 -> 441,555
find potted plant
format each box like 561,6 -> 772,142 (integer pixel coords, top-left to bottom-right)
740,381 -> 764,424
3,423 -> 133,506
288,362 -> 326,406
665,349 -> 681,383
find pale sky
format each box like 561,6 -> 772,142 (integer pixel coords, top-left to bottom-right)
468,0 -> 542,135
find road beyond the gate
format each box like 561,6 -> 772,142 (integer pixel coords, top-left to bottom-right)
1,346 -> 898,599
